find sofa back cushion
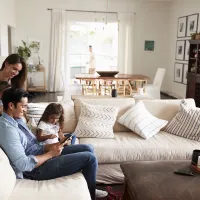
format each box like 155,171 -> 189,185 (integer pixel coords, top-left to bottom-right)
141,99 -> 195,122
0,148 -> 16,200
74,98 -> 135,132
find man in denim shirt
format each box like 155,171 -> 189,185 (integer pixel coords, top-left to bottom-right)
0,88 -> 107,200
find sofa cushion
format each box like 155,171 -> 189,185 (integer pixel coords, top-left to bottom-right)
79,131 -> 200,164
165,99 -> 200,141
75,102 -> 119,138
0,148 -> 16,200
74,98 -> 135,132
118,101 -> 168,139
141,98 -> 195,121
8,172 -> 90,200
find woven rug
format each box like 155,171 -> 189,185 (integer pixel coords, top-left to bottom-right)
96,186 -> 123,200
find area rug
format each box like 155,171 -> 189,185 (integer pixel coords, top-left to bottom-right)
96,186 -> 123,200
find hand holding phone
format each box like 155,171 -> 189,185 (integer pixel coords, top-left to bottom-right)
60,133 -> 74,145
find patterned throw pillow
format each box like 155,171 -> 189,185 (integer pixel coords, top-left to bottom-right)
74,102 -> 119,138
118,101 -> 168,139
26,103 -> 47,124
165,99 -> 200,141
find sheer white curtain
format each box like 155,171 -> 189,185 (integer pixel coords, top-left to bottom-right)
49,9 -> 66,92
118,13 -> 135,74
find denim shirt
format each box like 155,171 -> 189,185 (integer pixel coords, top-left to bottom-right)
0,113 -> 44,179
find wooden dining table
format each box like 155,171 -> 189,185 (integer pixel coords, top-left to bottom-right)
75,73 -> 150,95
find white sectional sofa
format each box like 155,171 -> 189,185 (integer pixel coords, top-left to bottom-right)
71,98 -> 200,184
1,98 -> 200,200
0,147 -> 91,200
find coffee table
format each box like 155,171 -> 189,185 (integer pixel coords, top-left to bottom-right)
120,160 -> 200,200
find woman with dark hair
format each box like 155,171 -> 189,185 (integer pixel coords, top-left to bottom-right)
0,54 -> 27,88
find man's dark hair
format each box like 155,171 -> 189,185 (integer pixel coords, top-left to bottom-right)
89,45 -> 92,48
2,88 -> 29,110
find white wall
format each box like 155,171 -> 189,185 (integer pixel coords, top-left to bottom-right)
15,0 -> 171,89
134,0 -> 170,87
0,0 -> 16,56
167,0 -> 200,97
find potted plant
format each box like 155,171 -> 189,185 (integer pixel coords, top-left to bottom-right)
195,32 -> 200,40
191,32 -> 200,40
17,40 -> 40,62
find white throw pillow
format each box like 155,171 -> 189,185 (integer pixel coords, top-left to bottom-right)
74,102 -> 119,138
118,101 -> 168,139
26,103 -> 47,124
165,99 -> 200,141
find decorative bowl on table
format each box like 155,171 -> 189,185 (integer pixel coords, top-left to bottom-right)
96,71 -> 119,77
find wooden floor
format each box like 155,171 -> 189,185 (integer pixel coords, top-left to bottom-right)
28,92 -> 173,103
28,92 -> 63,103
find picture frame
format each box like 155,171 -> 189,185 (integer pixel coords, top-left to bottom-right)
184,40 -> 190,61
183,64 -> 188,85
186,13 -> 199,37
177,16 -> 187,38
144,40 -> 155,51
175,40 -> 185,60
174,63 -> 183,83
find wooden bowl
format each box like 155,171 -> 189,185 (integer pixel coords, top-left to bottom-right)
96,71 -> 119,77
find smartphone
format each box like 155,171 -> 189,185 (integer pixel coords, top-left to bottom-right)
174,166 -> 194,176
60,133 -> 74,144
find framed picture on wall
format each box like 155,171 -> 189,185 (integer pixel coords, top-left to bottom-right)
184,40 -> 190,61
175,40 -> 185,60
183,64 -> 188,85
174,63 -> 183,83
177,16 -> 187,38
186,13 -> 199,37
144,40 -> 155,51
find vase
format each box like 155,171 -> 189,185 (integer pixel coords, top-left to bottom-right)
195,34 -> 200,40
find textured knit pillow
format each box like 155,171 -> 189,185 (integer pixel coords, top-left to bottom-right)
26,103 -> 47,124
165,99 -> 200,141
74,102 -> 119,138
118,101 -> 168,139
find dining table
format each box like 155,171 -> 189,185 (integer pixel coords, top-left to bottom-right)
75,73 -> 150,96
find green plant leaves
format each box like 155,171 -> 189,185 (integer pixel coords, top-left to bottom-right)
17,40 -> 40,61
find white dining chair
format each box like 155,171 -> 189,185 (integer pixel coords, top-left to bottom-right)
145,68 -> 166,99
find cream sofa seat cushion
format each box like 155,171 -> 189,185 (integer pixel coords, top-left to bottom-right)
80,131 -> 200,164
9,173 -> 90,200
74,98 -> 135,132
0,148 -> 16,200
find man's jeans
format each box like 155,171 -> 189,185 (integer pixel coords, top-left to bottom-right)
24,144 -> 97,200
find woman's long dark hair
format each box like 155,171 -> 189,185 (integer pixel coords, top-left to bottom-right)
1,54 -> 27,88
38,103 -> 64,128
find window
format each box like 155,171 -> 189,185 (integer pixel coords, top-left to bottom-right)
68,22 -> 118,78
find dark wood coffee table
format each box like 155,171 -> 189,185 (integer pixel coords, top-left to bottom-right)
120,160 -> 200,200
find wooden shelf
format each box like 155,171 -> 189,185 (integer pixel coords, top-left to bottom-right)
27,68 -> 46,92
186,41 -> 200,107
